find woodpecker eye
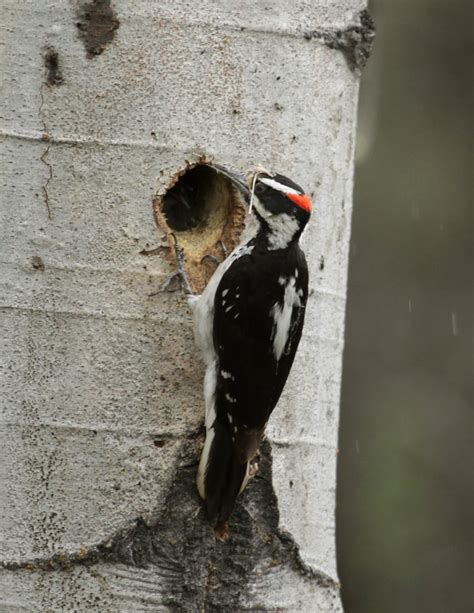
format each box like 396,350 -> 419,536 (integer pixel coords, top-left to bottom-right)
254,182 -> 265,195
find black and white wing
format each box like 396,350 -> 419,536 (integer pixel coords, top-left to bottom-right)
203,246 -> 308,523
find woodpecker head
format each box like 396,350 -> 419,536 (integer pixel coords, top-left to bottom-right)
248,170 -> 311,221
209,164 -> 312,249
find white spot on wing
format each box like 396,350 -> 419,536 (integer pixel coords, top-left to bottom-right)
222,289 -> 229,297
225,393 -> 237,404
221,370 -> 232,379
271,277 -> 301,360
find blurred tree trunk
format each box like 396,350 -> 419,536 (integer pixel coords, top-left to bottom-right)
0,1 -> 369,610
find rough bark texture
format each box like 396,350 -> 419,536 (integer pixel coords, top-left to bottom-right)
0,1 -> 366,610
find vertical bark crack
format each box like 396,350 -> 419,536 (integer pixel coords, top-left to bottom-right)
38,86 -> 53,221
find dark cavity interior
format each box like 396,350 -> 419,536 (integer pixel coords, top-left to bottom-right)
156,162 -> 246,293
162,165 -> 223,232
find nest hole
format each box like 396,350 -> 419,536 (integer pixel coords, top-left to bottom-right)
162,165 -> 220,232
154,163 -> 246,293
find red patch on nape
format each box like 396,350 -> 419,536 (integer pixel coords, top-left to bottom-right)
287,192 -> 312,213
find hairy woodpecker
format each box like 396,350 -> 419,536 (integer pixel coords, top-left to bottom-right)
191,166 -> 312,538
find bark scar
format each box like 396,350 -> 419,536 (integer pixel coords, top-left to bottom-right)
305,9 -> 376,72
43,47 -> 64,86
76,0 -> 120,59
1,441 -> 340,608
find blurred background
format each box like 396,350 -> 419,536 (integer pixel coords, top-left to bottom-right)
337,1 -> 473,612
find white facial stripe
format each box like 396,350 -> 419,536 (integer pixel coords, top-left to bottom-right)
259,177 -> 301,196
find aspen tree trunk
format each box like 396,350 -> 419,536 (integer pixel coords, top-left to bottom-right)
0,1 -> 372,610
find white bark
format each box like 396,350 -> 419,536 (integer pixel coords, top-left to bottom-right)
0,1 -> 368,610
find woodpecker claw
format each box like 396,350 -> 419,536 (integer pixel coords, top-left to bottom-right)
200,240 -> 229,269
248,458 -> 259,480
201,254 -> 221,267
149,233 -> 193,296
217,239 -> 228,259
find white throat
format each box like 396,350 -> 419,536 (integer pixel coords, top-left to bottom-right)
266,214 -> 300,250
250,197 -> 300,250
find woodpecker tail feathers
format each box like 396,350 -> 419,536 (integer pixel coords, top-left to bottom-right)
197,419 -> 249,533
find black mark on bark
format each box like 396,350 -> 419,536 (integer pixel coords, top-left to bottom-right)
76,0 -> 120,59
3,442 -> 338,609
305,9 -> 376,72
31,256 -> 45,271
43,47 -> 63,86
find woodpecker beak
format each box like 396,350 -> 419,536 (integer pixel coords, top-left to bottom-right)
207,164 -> 251,199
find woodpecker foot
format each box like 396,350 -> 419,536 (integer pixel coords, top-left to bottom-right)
248,458 -> 259,480
214,520 -> 230,542
218,239 -> 228,259
149,233 -> 193,296
201,254 -> 221,267
200,240 -> 229,269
